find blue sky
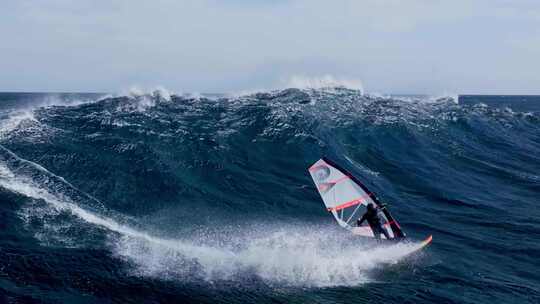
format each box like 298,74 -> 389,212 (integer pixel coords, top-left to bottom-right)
1,0 -> 539,94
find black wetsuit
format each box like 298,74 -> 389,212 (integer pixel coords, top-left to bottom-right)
357,207 -> 391,240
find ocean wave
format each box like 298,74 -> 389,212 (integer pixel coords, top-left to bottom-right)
0,88 -> 538,297
0,148 -> 425,287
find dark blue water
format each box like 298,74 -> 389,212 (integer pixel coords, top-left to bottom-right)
0,90 -> 539,303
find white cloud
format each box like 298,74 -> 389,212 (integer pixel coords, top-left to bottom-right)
1,0 -> 539,94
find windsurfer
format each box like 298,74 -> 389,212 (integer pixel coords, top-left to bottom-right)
357,203 -> 391,240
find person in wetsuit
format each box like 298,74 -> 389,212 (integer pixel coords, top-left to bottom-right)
357,203 -> 391,240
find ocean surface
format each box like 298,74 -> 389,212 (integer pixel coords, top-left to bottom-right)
0,89 -> 539,303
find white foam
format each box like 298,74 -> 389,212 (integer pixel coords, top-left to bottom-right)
112,224 -> 426,287
123,86 -> 173,102
33,94 -> 108,109
0,151 -> 425,287
151,86 -> 172,102
228,75 -> 364,98
115,86 -> 175,112
0,92 -> 111,141
284,75 -> 364,93
125,86 -> 145,98
0,110 -> 37,139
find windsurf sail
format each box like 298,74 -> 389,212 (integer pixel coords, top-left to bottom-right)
308,157 -> 405,240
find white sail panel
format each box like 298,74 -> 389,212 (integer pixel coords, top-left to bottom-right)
309,159 -> 375,226
308,158 -> 398,239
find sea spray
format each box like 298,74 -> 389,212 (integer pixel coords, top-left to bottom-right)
0,148 -> 422,287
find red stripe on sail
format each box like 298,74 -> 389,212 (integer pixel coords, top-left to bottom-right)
308,164 -> 327,172
326,193 -> 375,212
327,198 -> 362,211
317,176 -> 350,192
328,176 -> 349,184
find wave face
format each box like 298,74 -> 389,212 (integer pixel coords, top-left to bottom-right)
0,90 -> 539,303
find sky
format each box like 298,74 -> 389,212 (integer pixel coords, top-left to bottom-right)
1,0 -> 539,94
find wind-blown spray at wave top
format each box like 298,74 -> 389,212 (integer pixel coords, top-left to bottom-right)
0,87 -> 538,299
